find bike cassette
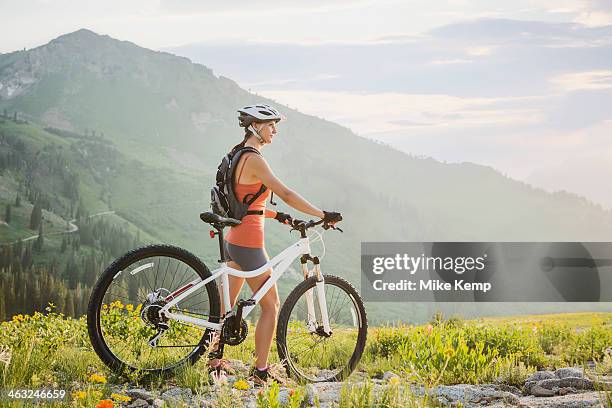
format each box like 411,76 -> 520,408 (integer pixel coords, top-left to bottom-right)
221,315 -> 248,346
140,300 -> 168,328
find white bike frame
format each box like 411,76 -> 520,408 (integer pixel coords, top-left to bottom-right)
157,234 -> 332,335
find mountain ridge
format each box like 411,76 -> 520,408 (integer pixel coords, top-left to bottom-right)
1,29 -> 612,322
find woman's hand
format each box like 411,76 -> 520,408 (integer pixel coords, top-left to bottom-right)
323,211 -> 342,225
274,212 -> 293,224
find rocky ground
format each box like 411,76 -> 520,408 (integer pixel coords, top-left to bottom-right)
109,363 -> 611,408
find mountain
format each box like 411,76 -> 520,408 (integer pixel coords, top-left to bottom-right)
1,29 -> 612,323
527,156 -> 612,210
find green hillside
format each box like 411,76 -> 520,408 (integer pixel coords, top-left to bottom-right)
1,30 -> 612,323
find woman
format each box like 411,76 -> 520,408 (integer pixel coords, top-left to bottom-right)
208,104 -> 342,385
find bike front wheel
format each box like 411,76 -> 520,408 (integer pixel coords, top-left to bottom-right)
276,275 -> 368,383
87,244 -> 221,376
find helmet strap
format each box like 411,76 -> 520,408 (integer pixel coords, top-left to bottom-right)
249,124 -> 265,144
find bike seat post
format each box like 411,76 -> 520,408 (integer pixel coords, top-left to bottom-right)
215,224 -> 228,263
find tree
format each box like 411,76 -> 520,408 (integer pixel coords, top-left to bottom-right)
64,291 -> 74,317
21,243 -> 32,270
14,195 -> 21,207
29,201 -> 42,230
4,204 -> 11,224
0,290 -> 5,321
65,254 -> 79,290
33,222 -> 44,252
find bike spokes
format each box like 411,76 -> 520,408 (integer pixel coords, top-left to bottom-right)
98,254 -> 215,371
280,276 -> 366,382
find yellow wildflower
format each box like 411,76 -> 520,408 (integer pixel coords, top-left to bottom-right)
88,373 -> 108,384
12,314 -> 25,323
388,376 -> 400,386
233,379 -> 250,390
30,374 -> 41,387
126,304 -> 134,312
72,391 -> 87,400
111,393 -> 131,403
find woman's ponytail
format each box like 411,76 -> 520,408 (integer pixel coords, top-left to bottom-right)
230,129 -> 252,154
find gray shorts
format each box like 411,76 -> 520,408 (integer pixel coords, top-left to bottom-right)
223,241 -> 268,271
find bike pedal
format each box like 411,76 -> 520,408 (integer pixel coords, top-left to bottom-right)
237,298 -> 256,307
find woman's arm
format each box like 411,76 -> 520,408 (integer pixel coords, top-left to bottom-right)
250,155 -> 325,219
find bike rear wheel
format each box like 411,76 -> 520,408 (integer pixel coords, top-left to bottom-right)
276,275 -> 367,383
87,244 -> 220,376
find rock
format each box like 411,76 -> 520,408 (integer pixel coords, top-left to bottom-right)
199,400 -> 214,408
555,367 -> 584,379
310,382 -> 343,407
278,389 -> 290,406
128,398 -> 150,408
161,387 -> 193,405
126,388 -> 155,403
431,384 -> 519,406
524,381 -> 537,394
382,371 -> 400,381
509,391 -> 603,408
305,383 -> 318,406
531,385 -> 556,397
482,384 -> 523,395
557,387 -> 574,396
537,378 -> 594,391
151,399 -> 165,408
526,371 -> 556,382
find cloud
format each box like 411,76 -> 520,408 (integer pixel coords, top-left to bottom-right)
245,74 -> 339,88
465,46 -> 494,56
550,70 -> 612,91
258,89 -> 546,133
544,0 -> 612,26
428,58 -> 474,65
574,11 -> 612,27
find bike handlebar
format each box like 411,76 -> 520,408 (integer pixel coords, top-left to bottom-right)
289,218 -> 343,233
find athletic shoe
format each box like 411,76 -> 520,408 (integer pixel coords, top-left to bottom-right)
248,365 -> 286,387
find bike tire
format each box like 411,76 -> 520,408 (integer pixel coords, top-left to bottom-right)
87,244 -> 221,377
276,274 -> 368,383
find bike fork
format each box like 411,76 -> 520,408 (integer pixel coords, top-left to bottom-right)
302,258 -> 332,335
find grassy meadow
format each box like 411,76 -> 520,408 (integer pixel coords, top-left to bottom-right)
0,309 -> 610,407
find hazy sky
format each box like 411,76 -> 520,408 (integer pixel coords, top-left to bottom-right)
3,0 -> 612,207
2,0 -> 612,53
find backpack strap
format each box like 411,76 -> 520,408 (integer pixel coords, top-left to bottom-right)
230,147 -> 268,211
235,154 -> 253,185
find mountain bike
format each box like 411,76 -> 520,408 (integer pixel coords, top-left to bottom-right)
87,212 -> 367,383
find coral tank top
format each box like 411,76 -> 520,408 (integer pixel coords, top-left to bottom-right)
224,154 -> 276,248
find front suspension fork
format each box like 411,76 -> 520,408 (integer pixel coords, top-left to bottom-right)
301,256 -> 331,335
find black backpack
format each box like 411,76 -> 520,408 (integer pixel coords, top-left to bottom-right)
210,147 -> 269,220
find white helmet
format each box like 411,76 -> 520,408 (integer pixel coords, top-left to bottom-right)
237,104 -> 283,128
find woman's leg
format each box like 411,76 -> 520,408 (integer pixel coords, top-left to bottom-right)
245,250 -> 280,369
209,261 -> 244,366
222,261 -> 246,314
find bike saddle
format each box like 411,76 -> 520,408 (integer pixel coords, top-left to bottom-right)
200,212 -> 241,227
